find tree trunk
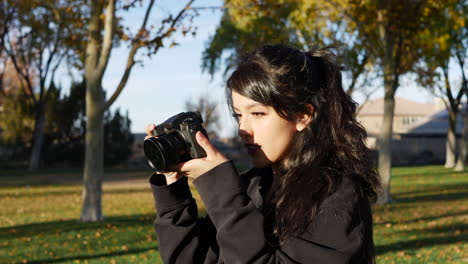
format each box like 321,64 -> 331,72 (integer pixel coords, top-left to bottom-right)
445,110 -> 457,168
455,108 -> 468,171
377,88 -> 395,204
78,0 -> 189,221
454,49 -> 467,171
375,1 -> 399,205
80,79 -> 105,222
29,102 -> 45,171
79,0 -> 112,222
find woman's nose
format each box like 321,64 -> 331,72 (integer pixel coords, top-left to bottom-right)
238,120 -> 252,139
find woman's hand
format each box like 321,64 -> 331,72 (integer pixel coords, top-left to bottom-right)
145,124 -> 228,182
177,131 -> 229,179
145,124 -> 182,185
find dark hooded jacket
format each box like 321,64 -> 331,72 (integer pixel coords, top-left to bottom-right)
150,160 -> 375,264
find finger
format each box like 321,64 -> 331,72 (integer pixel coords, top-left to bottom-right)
175,161 -> 191,173
157,171 -> 179,177
195,131 -> 217,157
176,158 -> 205,172
145,124 -> 156,136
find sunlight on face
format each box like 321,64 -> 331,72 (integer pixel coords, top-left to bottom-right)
231,91 -> 300,168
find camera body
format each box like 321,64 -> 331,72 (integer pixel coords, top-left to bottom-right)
143,111 -> 208,172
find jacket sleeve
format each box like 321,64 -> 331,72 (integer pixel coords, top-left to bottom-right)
150,174 -> 219,264
192,161 -> 367,264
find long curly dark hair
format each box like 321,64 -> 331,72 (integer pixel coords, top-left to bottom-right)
226,44 -> 380,248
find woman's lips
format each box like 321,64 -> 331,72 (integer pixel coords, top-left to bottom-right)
245,143 -> 261,155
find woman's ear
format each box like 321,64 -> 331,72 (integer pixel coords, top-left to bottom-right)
295,104 -> 314,132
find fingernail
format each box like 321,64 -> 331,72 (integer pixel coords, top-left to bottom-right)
196,131 -> 204,139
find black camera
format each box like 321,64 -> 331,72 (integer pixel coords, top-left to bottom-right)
143,111 -> 208,172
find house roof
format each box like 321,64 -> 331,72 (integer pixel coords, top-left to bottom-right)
358,97 -> 437,116
409,104 -> 468,134
409,114 -> 465,134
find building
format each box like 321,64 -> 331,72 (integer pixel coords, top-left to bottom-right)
358,97 -> 465,165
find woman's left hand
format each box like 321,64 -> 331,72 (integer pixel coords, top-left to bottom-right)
177,131 -> 229,179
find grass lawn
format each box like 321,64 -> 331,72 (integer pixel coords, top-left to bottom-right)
0,165 -> 467,263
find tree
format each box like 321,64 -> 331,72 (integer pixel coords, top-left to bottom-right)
204,0 -> 446,204
185,93 -> 221,139
331,0 -> 447,203
43,80 -> 87,166
81,0 -> 198,221
417,36 -> 462,169
103,108 -> 134,166
202,1 -> 296,76
0,88 -> 35,144
0,0 -> 84,170
0,81 -> 67,164
202,0 -> 374,97
414,0 -> 467,170
452,0 -> 468,171
0,56 -> 30,107
35,80 -> 134,167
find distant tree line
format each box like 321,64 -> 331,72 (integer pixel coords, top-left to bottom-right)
0,80 -> 134,168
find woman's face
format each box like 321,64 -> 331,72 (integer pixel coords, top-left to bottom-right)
231,91 -> 306,168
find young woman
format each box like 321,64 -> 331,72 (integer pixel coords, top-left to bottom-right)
146,44 -> 381,263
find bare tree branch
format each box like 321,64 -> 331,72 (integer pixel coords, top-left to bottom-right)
104,0 -> 195,111
123,0 -> 141,10
49,49 -> 68,89
135,0 -> 155,39
97,0 -> 116,76
146,0 -> 195,50
38,44 -> 45,99
189,6 -> 224,11
454,41 -> 467,94
102,0 -> 156,112
42,22 -> 63,89
346,52 -> 369,96
3,33 -> 37,105
103,44 -> 138,112
356,85 -> 379,114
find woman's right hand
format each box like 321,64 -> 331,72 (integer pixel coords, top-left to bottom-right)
145,124 -> 183,185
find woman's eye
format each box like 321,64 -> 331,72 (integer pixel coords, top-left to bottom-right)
251,112 -> 266,117
232,113 -> 241,119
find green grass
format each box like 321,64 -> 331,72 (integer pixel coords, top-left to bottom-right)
0,165 -> 467,263
373,166 -> 468,263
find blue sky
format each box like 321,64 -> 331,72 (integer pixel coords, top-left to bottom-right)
100,0 -> 239,138
67,0 -> 445,138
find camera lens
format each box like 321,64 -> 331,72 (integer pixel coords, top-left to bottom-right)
143,139 -> 166,171
143,132 -> 187,171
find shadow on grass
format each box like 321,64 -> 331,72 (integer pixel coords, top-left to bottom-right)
375,209 -> 468,225
391,168 -> 467,178
0,214 -> 155,239
388,223 -> 467,237
13,246 -> 158,264
394,183 -> 468,196
376,222 -> 467,254
376,233 -> 467,255
376,235 -> 467,255
394,190 -> 468,203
